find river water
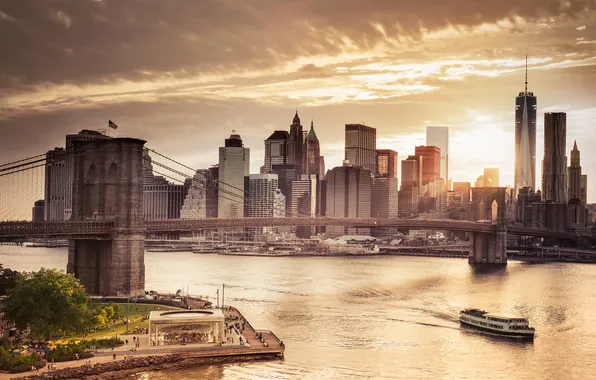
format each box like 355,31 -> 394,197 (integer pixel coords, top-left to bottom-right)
1,247 -> 595,379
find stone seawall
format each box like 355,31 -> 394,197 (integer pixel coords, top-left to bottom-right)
17,353 -> 281,380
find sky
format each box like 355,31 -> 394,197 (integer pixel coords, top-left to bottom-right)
2,0 -> 596,201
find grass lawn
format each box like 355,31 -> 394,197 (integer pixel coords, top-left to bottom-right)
85,303 -> 182,339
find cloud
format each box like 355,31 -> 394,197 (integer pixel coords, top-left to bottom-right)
53,10 -> 72,28
2,1 -> 596,200
1,0 -> 595,90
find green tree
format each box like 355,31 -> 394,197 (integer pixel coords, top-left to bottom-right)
93,308 -> 108,326
0,264 -> 22,296
3,268 -> 93,340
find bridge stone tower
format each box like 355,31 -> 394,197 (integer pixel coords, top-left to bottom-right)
67,138 -> 146,296
469,187 -> 507,265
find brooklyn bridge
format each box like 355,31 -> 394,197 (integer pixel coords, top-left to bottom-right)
0,136 -> 587,296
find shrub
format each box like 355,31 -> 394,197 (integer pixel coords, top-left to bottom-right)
0,347 -> 45,373
46,341 -> 94,362
47,351 -> 93,363
86,337 -> 124,349
9,360 -> 45,374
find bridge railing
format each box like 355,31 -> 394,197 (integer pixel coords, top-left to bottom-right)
0,221 -> 114,238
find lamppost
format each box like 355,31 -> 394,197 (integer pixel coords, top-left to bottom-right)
126,293 -> 130,334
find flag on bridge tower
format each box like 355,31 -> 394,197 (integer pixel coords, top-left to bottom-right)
108,120 -> 118,129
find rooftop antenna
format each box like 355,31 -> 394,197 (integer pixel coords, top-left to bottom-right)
525,54 -> 528,93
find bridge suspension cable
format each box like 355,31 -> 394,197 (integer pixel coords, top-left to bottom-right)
0,153 -> 47,169
146,151 -> 319,219
0,142 -> 119,222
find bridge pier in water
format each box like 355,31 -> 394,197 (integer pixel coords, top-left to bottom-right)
469,230 -> 507,265
468,187 -> 508,265
67,138 -> 146,296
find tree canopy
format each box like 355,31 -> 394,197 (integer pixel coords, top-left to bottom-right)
3,268 -> 93,340
0,264 -> 22,296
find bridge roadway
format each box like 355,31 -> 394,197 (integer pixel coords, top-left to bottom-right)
0,218 -> 576,239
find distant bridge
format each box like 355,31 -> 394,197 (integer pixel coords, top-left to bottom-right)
0,217 -> 576,240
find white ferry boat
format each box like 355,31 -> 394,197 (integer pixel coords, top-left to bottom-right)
459,309 -> 535,339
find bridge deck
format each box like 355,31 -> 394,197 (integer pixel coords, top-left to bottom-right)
0,218 -> 577,240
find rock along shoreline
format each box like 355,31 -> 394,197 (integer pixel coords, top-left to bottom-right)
16,353 -> 282,380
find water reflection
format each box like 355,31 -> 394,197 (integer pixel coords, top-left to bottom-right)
1,248 -> 595,379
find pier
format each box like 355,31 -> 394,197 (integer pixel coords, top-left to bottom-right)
4,305 -> 283,380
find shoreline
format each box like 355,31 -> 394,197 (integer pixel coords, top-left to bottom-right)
13,352 -> 282,380
212,251 -> 596,264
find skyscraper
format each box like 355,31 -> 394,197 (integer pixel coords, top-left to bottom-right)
401,155 -> 422,188
304,121 -> 324,177
142,149 -> 190,220
398,156 -> 421,217
288,111 -> 304,177
568,141 -> 581,200
180,170 -> 209,219
143,181 -> 189,220
247,174 -> 285,233
414,146 -> 441,184
263,130 -> 289,174
580,175 -> 588,204
373,149 -> 399,220
514,57 -> 537,196
568,141 -> 586,225
425,126 -> 449,185
218,131 -> 250,218
291,174 -> 319,238
32,200 -> 45,222
542,112 -> 568,202
44,147 -> 67,221
345,124 -> 376,173
483,168 -> 500,187
372,177 -> 399,219
376,149 -> 398,178
205,166 -> 219,218
325,163 -> 372,235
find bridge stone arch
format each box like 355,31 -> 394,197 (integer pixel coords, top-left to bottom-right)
470,187 -> 506,228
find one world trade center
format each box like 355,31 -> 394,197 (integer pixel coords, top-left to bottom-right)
514,57 -> 537,197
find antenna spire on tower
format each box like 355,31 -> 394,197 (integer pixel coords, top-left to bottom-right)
525,54 -> 528,93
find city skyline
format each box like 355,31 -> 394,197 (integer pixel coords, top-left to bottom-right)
2,1 -> 596,199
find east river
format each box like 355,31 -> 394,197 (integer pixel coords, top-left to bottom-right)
1,247 -> 595,379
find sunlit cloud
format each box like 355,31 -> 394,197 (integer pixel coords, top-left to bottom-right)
4,52 -> 593,119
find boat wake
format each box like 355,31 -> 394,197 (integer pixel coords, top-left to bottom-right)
387,317 -> 460,331
402,306 -> 460,323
